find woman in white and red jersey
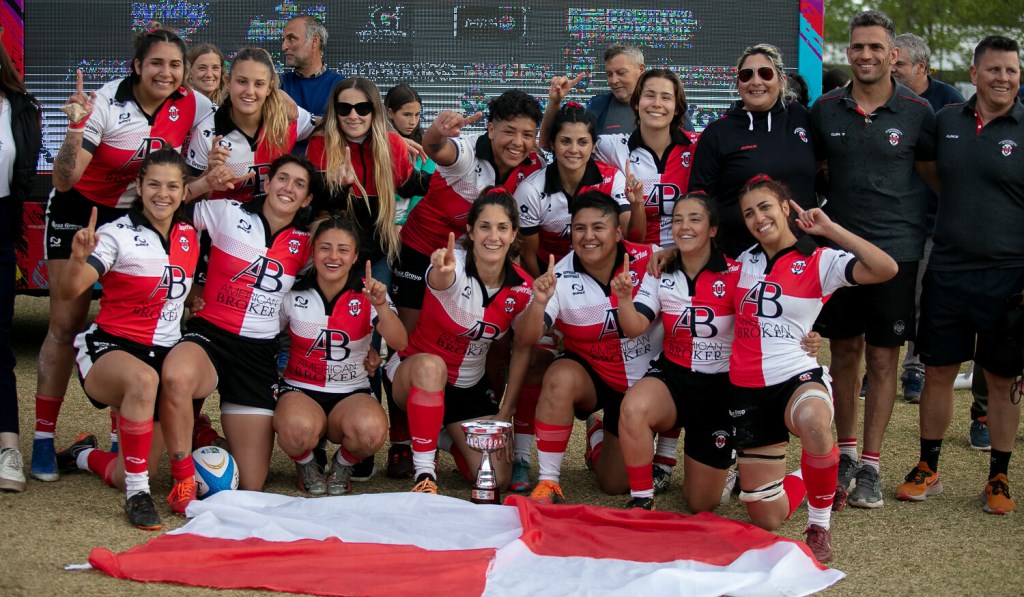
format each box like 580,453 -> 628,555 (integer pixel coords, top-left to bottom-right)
59,149 -> 198,531
32,25 -> 211,483
275,215 -> 407,496
185,48 -> 314,204
159,154 -> 315,513
730,176 -> 896,563
508,102 -> 643,494
617,193 -> 738,513
385,189 -> 554,494
529,191 -> 662,505
541,69 -> 698,249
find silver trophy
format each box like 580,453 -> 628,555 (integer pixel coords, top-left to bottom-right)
461,420 -> 512,505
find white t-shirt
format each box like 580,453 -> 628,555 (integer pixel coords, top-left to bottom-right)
0,98 -> 15,198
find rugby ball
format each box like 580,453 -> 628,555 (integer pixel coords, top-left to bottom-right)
192,446 -> 239,498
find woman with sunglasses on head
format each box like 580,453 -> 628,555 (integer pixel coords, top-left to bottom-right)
729,175 -> 896,563
688,44 -> 818,258
185,47 -> 314,204
275,214 -> 407,496
159,154 -> 315,514
32,25 -> 212,483
385,188 -> 553,494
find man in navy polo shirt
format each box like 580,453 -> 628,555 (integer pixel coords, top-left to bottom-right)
896,36 -> 1024,516
280,15 -> 344,155
809,10 -> 937,511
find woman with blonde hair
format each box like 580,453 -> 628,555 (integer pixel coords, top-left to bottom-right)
186,43 -> 227,105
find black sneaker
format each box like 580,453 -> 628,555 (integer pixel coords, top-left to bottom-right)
625,496 -> 655,510
652,464 -> 672,494
351,454 -> 376,482
125,492 -> 163,531
313,437 -> 329,469
56,433 -> 98,473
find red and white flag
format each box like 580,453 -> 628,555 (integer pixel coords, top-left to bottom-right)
89,491 -> 843,596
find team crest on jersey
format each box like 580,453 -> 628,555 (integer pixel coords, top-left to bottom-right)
168,106 -> 180,122
237,219 -> 252,233
295,296 -> 309,308
504,296 -> 516,313
791,260 -> 807,275
893,320 -> 906,335
348,298 -> 362,316
681,150 -> 691,168
886,128 -> 903,146
179,235 -> 190,252
799,372 -> 812,382
1000,140 -> 1017,157
712,279 -> 726,298
288,239 -> 301,254
712,430 -> 729,450
794,127 -> 809,143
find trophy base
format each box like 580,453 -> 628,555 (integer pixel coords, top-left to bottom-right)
471,488 -> 500,505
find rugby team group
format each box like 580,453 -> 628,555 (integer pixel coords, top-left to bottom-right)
0,8 -> 1021,565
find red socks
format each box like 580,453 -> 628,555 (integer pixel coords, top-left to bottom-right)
118,417 -> 154,477
513,383 -> 541,436
170,452 -> 196,483
33,394 -> 63,437
801,446 -> 839,510
407,386 -> 445,453
626,464 -> 654,498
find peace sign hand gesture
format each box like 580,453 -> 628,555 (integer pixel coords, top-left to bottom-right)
61,69 -> 94,127
363,260 -> 389,307
71,207 -> 98,260
532,254 -> 558,305
610,257 -> 634,300
548,72 -> 586,104
431,232 -> 458,274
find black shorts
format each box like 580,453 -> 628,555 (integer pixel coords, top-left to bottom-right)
390,244 -> 431,310
557,351 -> 626,436
276,381 -> 374,417
729,367 -> 830,450
180,317 -> 278,412
73,324 -> 168,418
916,267 -> 1024,379
45,188 -> 125,260
814,260 -> 918,347
643,355 -> 732,469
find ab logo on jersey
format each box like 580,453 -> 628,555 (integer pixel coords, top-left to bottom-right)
309,329 -> 352,361
674,306 -> 718,338
599,308 -> 623,340
645,183 -> 680,215
125,137 -> 170,168
231,257 -> 287,292
459,321 -> 502,341
886,128 -> 903,147
348,298 -> 362,316
151,265 -> 189,300
740,281 -> 784,318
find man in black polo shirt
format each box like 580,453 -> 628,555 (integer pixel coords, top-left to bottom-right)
896,36 -> 1024,516
809,10 -> 937,511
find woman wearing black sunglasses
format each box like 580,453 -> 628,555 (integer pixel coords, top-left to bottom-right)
688,44 -> 818,257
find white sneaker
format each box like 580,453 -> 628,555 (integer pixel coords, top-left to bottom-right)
720,467 -> 739,506
0,448 -> 27,492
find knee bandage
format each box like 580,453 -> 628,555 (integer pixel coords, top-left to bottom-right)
786,388 -> 833,430
736,445 -> 787,503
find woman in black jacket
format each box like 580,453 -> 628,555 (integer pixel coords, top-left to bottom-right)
0,36 -> 42,493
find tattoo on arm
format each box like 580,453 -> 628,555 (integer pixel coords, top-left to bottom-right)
54,136 -> 82,184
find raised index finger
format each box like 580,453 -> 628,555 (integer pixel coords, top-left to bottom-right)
548,253 -> 555,273
365,260 -> 374,283
788,199 -> 806,216
87,206 -> 98,232
447,232 -> 456,255
463,112 -> 484,126
75,69 -> 84,94
569,72 -> 586,88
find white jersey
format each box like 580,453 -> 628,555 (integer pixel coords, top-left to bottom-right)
730,237 -> 857,387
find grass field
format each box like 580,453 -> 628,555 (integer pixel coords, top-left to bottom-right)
1,295 -> 1021,596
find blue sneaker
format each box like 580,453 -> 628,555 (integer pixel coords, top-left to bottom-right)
510,457 -> 532,493
970,419 -> 991,451
902,371 -> 924,404
30,438 -> 58,482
